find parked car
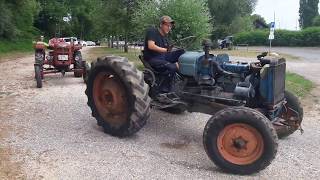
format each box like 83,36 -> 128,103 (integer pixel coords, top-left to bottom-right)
86,41 -> 96,46
79,40 -> 87,47
134,41 -> 144,46
95,40 -> 101,46
62,37 -> 79,45
112,41 -> 125,46
218,36 -> 233,49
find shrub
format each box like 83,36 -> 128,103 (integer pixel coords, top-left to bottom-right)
234,27 -> 320,46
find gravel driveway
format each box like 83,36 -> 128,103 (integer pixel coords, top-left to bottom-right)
1,47 -> 320,179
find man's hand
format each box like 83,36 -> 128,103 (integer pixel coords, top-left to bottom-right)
167,44 -> 174,52
148,40 -> 167,53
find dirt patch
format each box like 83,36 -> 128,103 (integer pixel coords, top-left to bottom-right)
0,123 -> 25,179
160,136 -> 192,150
0,52 -> 33,64
301,86 -> 320,112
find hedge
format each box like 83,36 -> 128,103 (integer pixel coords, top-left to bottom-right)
234,27 -> 320,46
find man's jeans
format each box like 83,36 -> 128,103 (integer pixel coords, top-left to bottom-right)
148,49 -> 185,93
148,49 -> 185,73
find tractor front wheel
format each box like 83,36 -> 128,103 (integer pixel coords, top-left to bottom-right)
85,56 -> 151,137
203,107 -> 278,175
83,61 -> 90,83
274,90 -> 303,138
34,65 -> 42,88
74,51 -> 83,77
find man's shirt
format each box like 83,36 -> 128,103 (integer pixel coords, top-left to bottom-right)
143,27 -> 168,60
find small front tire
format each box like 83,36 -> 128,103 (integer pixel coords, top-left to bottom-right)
34,65 -> 42,88
203,107 -> 278,175
274,90 -> 304,138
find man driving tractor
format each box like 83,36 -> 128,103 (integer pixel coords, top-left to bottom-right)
143,15 -> 185,93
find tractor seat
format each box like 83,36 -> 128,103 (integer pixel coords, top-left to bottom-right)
138,52 -> 170,75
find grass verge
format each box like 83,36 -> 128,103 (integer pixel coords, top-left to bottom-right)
84,47 -> 144,69
286,72 -> 314,97
0,39 -> 34,62
86,47 -> 313,97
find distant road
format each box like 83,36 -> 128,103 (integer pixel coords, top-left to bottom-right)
243,46 -> 320,62
235,46 -> 320,85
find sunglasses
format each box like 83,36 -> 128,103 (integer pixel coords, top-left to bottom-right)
163,22 -> 174,28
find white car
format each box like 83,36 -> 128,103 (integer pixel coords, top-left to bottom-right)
79,40 -> 87,47
62,37 -> 79,45
86,41 -> 96,46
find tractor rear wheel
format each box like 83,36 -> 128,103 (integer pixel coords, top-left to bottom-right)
34,65 -> 42,88
274,90 -> 303,138
85,56 -> 151,137
203,107 -> 278,175
74,51 -> 83,77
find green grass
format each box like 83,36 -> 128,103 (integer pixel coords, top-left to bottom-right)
84,47 -> 144,69
0,39 -> 34,61
87,47 -> 314,97
0,39 -> 33,53
286,72 -> 314,97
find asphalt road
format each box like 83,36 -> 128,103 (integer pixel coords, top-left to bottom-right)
1,47 -> 320,179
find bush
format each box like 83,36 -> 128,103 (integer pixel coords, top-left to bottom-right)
234,30 -> 268,45
234,27 -> 320,46
132,0 -> 212,49
0,38 -> 33,54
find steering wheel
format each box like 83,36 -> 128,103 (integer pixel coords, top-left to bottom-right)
169,35 -> 198,51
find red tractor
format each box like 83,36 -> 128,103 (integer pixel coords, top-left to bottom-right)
33,37 -> 88,88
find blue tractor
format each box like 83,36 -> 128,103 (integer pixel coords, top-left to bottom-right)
85,39 -> 303,175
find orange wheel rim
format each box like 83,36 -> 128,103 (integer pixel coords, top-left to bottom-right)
217,123 -> 264,165
93,71 -> 129,128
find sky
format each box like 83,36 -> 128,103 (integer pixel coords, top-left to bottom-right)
253,0 -> 320,30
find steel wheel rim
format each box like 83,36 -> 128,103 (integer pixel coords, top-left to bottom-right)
217,123 -> 264,165
93,71 -> 129,128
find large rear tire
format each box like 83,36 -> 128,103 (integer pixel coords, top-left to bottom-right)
85,56 -> 151,137
274,90 -> 303,138
203,107 -> 278,175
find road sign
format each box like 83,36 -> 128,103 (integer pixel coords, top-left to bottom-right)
269,22 -> 275,40
270,22 -> 275,29
268,32 -> 274,40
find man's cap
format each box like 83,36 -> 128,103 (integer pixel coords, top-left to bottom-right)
160,15 -> 175,24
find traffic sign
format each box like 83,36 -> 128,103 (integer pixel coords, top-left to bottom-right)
268,33 -> 274,40
270,22 -> 275,29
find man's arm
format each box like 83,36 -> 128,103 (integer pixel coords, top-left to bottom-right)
148,40 -> 167,53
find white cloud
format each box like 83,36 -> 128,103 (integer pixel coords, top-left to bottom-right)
253,0 -> 301,30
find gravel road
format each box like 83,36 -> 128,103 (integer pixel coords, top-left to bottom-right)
1,47 -> 320,179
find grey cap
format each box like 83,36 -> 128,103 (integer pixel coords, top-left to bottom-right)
160,15 -> 175,24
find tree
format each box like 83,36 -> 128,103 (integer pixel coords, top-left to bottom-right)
229,16 -> 254,34
299,0 -> 319,28
34,0 -> 70,37
0,0 -> 38,40
132,0 -> 212,49
312,15 -> 320,26
207,0 -> 257,39
251,14 -> 268,29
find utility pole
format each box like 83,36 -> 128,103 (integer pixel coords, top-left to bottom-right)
268,11 -> 276,54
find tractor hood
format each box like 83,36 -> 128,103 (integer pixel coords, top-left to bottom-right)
178,51 -> 206,77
